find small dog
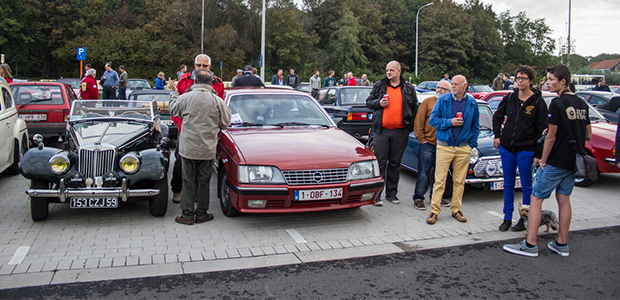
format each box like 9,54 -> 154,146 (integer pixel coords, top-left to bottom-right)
518,203 -> 559,234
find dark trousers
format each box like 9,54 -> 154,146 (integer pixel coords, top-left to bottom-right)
118,87 -> 127,100
102,86 -> 116,100
180,157 -> 213,220
413,142 -> 436,201
373,127 -> 409,198
171,139 -> 182,193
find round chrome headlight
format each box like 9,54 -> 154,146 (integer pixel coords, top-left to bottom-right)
470,147 -> 480,164
49,154 -> 70,174
120,154 -> 140,174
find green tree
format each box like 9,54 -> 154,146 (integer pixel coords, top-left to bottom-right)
418,0 -> 474,81
464,0 -> 504,83
326,8 -> 368,75
266,0 -> 319,79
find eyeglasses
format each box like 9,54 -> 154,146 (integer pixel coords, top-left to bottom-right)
195,63 -> 210,68
516,77 -> 530,81
436,87 -> 449,91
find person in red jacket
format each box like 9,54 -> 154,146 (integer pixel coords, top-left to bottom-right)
346,72 -> 357,86
80,68 -> 99,100
170,54 -> 225,203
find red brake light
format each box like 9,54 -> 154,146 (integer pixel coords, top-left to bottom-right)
63,109 -> 70,122
347,112 -> 368,121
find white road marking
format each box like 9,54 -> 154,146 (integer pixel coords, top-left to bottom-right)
285,229 -> 307,244
8,246 -> 31,265
487,211 -> 517,222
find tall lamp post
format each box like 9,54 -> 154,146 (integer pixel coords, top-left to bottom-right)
201,0 -> 204,53
415,2 -> 433,78
567,0 -> 571,67
260,0 -> 265,81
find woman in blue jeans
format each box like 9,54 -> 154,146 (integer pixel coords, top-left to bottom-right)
492,65 -> 549,231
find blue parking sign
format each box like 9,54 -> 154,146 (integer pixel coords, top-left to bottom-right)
77,47 -> 86,61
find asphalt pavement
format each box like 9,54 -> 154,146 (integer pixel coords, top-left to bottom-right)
1,226 -> 618,299
0,144 -> 619,293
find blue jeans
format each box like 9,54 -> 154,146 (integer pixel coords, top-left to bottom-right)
499,145 -> 534,220
533,164 -> 574,199
413,142 -> 436,201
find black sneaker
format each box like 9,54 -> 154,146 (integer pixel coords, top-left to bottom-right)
499,220 -> 512,232
511,218 -> 526,232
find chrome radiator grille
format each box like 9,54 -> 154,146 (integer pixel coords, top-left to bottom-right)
282,168 -> 348,185
78,144 -> 116,178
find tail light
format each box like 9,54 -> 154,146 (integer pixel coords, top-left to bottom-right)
63,109 -> 70,122
347,112 -> 368,121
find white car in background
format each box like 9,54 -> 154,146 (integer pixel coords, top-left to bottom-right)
0,78 -> 29,175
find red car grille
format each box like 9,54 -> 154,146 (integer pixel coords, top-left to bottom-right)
282,168 -> 348,185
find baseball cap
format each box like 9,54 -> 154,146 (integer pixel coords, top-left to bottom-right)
244,65 -> 253,71
237,69 -> 243,73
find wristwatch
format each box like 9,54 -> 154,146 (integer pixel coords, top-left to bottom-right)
540,162 -> 547,167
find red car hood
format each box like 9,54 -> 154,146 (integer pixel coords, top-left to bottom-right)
591,121 -> 617,143
227,127 -> 375,169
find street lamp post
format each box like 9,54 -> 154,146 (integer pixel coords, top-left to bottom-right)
261,0 -> 265,81
201,0 -> 204,53
567,0 -> 571,67
415,2 -> 433,78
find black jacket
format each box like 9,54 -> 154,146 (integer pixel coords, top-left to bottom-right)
287,74 -> 300,88
493,89 -> 548,155
233,72 -> 264,87
365,76 -> 418,133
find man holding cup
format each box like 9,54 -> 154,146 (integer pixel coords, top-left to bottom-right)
365,61 -> 418,206
426,75 -> 479,224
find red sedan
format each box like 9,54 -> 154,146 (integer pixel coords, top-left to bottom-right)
216,87 -> 384,216
10,82 -> 77,138
483,90 -> 620,187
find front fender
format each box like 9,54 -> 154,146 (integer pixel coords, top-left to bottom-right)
123,148 -> 169,185
13,117 -> 28,142
21,147 -> 64,182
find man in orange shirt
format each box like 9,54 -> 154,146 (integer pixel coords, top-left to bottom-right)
366,61 -> 418,206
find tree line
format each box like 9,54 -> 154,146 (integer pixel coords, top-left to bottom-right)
0,0 -> 600,84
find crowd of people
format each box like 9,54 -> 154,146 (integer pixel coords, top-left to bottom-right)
64,54 -> 618,260
364,60 -> 598,259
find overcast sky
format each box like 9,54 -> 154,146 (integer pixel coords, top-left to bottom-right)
453,0 -> 619,57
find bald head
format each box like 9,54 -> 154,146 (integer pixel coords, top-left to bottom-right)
436,80 -> 451,96
451,75 -> 468,99
386,61 -> 402,84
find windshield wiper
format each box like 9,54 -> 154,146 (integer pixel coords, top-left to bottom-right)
19,98 -> 53,109
233,122 -> 263,127
272,122 -> 311,127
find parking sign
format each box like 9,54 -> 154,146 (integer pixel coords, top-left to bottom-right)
77,47 -> 86,61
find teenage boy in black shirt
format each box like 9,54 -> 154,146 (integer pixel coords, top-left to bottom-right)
503,64 -> 592,258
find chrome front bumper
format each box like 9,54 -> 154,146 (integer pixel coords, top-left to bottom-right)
25,178 -> 160,202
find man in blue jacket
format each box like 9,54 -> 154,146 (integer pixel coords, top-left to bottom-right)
426,75 -> 479,225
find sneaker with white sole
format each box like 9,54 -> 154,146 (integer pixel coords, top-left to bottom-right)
386,195 -> 400,204
503,240 -> 538,257
374,199 -> 383,206
547,241 -> 570,257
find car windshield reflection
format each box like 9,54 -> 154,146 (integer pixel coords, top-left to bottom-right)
69,100 -> 154,121
228,94 -> 332,127
340,88 -> 371,106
